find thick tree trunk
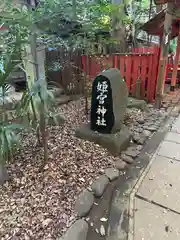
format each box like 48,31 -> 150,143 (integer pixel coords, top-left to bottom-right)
111,0 -> 127,53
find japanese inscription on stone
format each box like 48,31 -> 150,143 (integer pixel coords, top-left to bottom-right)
90,68 -> 128,134
91,74 -> 114,134
96,81 -> 108,126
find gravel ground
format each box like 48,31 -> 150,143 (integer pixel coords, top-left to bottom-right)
0,98 -> 169,240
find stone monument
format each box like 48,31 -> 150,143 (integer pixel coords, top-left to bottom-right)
90,68 -> 128,133
75,68 -> 131,156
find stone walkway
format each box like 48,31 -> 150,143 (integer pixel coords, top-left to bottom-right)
130,114 -> 180,240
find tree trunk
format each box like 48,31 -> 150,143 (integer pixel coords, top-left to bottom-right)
21,34 -> 37,89
84,55 -> 89,116
111,0 -> 127,53
40,110 -> 48,166
0,164 -> 9,185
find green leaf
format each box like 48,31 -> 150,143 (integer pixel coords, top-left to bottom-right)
5,123 -> 24,130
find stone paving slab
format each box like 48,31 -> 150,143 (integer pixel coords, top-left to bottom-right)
171,116 -> 180,133
158,141 -> 180,161
165,132 -> 180,144
137,155 -> 180,213
134,198 -> 180,240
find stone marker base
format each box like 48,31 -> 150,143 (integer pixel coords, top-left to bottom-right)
75,124 -> 131,156
127,97 -> 147,111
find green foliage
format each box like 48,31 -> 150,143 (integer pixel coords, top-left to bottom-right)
17,77 -> 56,129
0,0 -> 131,51
17,76 -> 60,164
0,51 -> 58,165
0,122 -> 22,164
0,49 -> 23,164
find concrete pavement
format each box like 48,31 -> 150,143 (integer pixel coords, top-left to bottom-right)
129,114 -> 180,240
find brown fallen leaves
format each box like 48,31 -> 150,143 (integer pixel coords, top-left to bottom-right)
0,98 -> 120,240
0,97 -> 169,240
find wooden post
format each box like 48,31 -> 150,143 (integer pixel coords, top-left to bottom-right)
171,27 -> 180,91
155,3 -> 174,108
135,78 -> 141,99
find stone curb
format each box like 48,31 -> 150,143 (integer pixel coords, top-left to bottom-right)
58,219 -> 88,240
91,175 -> 109,197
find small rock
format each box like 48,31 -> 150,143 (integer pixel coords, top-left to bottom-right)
137,118 -> 145,124
100,217 -> 108,222
58,219 -> 88,240
87,187 -> 92,192
75,189 -> 94,217
115,160 -> 127,170
98,169 -> 104,174
79,177 -> 85,182
154,121 -> 161,126
135,127 -> 143,133
100,225 -> 106,236
42,218 -> 52,227
104,168 -> 119,181
144,126 -> 158,132
147,104 -> 153,108
121,154 -> 134,164
90,222 -> 94,227
91,175 -> 109,197
132,133 -> 140,142
136,145 -> 143,151
133,133 -> 147,145
124,147 -> 140,158
146,121 -> 154,126
158,111 -> 166,118
143,130 -> 151,137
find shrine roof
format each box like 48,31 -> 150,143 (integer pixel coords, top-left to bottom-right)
153,0 -> 179,4
141,9 -> 180,39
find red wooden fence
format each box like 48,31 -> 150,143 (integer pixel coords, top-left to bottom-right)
82,47 -> 160,102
